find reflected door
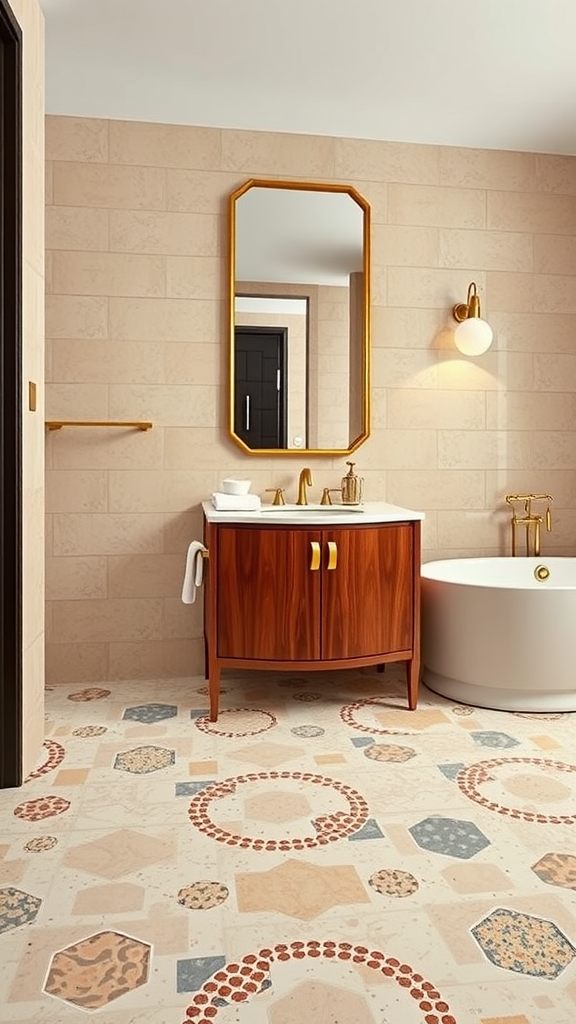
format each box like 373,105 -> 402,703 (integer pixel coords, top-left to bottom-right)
234,327 -> 287,449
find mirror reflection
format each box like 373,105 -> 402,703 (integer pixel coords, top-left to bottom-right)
229,179 -> 370,455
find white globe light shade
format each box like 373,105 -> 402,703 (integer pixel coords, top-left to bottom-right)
454,317 -> 493,356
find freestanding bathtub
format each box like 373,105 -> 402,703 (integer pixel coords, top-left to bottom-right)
421,557 -> 576,712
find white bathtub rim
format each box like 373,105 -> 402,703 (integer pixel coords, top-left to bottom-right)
423,669 -> 576,713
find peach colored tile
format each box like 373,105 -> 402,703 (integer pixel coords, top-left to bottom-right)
109,209 -> 218,256
437,511 -> 510,551
109,468 -> 216,515
46,470 -> 108,513
107,554 -> 183,599
533,431 -> 576,470
222,128 -> 335,179
534,234 -> 576,275
489,311 -> 576,353
52,513 -> 164,556
108,636 -> 200,680
486,272 -> 536,312
372,224 -> 439,268
386,266 -> 484,309
45,641 -> 108,685
486,391 -> 576,431
165,255 -> 223,299
189,761 -> 218,775
45,383 -> 109,421
534,274 -> 576,314
162,510 -> 203,554
51,339 -> 165,386
536,153 -> 576,194
51,598 -> 164,644
372,348 -> 438,390
45,159 -> 53,204
371,305 -> 448,350
72,882 -> 144,916
52,161 -> 166,209
437,351 -> 534,392
108,383 -> 217,428
388,183 -> 486,228
485,469 -> 576,509
335,137 -> 439,185
46,556 -> 107,601
314,754 -> 346,765
52,251 -> 165,298
55,768 -> 89,786
529,735 -> 562,750
45,295 -> 108,340
163,342 -> 220,385
165,596 -> 202,640
438,146 -> 535,191
163,427 -> 224,469
166,168 -> 240,213
46,115 -> 109,162
439,228 -> 533,272
45,206 -> 109,251
387,469 -> 485,510
108,296 -> 218,342
438,430 -> 534,471
360,430 -> 436,471
388,389 -> 485,430
535,352 -> 576,391
109,120 -> 221,169
488,189 -> 576,234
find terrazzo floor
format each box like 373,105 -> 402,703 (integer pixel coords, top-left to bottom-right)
2,666 -> 576,1023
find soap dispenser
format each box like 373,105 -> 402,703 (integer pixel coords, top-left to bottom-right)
341,461 -> 363,505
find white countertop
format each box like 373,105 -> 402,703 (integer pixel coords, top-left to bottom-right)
202,500 -> 424,526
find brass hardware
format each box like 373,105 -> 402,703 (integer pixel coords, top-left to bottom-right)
28,381 -> 37,412
200,549 -> 210,560
341,460 -> 364,505
310,541 -> 321,571
534,564 -> 550,582
327,541 -> 338,570
505,493 -> 553,557
320,487 -> 341,506
265,487 -> 286,506
297,467 -> 313,505
46,420 -> 153,431
453,282 -> 482,323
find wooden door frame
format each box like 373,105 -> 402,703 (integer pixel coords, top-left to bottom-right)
0,0 -> 23,788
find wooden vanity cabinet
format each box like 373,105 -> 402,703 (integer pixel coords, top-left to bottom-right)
203,518 -> 421,721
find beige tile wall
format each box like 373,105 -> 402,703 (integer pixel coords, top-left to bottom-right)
45,115 -> 576,683
9,0 -> 45,773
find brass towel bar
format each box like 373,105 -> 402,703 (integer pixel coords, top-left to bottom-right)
46,420 -> 153,431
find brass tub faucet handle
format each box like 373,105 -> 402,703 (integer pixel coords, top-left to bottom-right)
265,487 -> 286,506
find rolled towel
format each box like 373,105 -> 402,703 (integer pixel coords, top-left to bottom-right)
211,492 -> 261,511
181,540 -> 207,604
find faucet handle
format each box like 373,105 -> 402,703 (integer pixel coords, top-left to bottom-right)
265,487 -> 285,506
320,487 -> 341,506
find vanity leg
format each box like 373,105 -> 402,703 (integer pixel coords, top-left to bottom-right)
208,661 -> 221,722
406,658 -> 419,711
204,635 -> 209,680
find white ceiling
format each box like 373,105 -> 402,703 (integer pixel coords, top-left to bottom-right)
39,0 -> 576,155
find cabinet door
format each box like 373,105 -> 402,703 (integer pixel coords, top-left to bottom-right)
321,524 -> 413,660
217,526 -> 321,661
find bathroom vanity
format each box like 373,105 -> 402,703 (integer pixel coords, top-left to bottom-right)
202,501 -> 424,720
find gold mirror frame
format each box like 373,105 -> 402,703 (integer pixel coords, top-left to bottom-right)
229,178 -> 371,456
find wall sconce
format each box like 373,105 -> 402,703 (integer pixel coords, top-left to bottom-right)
452,281 -> 493,355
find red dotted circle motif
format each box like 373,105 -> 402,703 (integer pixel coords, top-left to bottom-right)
456,757 -> 576,823
340,697 -> 414,736
194,708 -> 277,738
181,941 -> 457,1023
188,771 -> 369,850
24,740 -> 65,783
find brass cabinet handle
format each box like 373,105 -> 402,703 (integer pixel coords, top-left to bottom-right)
327,540 -> 338,570
310,541 -> 321,571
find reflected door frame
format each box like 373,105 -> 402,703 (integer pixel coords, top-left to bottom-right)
0,0 -> 23,789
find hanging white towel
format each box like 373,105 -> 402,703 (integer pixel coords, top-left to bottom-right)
181,540 -> 207,604
211,492 -> 261,511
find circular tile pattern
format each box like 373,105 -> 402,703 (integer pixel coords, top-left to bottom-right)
72,725 -> 108,737
24,836 -> 59,853
24,740 -> 66,783
14,795 -> 71,823
188,771 -> 369,851
340,697 -> 411,735
67,687 -> 111,702
291,725 -> 325,738
452,706 -> 474,717
195,708 -> 276,738
196,685 -> 228,696
181,941 -> 457,1023
177,881 -> 229,910
278,677 -> 309,688
457,757 -> 576,823
369,869 -> 419,897
364,743 -> 416,763
514,712 -> 567,721
293,692 -> 322,702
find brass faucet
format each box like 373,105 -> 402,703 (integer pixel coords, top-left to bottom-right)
296,467 -> 313,505
505,493 -> 553,556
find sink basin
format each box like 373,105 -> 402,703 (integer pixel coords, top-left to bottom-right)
261,503 -> 365,514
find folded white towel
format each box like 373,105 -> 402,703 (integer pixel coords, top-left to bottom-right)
181,540 -> 207,604
211,492 -> 261,511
